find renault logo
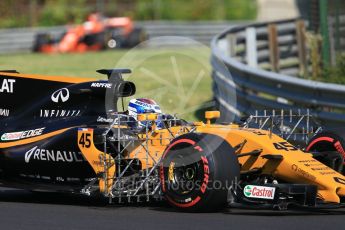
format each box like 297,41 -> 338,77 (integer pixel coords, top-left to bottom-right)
51,88 -> 69,103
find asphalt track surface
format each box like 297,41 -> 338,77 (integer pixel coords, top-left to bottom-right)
0,187 -> 344,230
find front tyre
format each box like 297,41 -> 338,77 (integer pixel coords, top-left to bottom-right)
160,133 -> 240,212
307,129 -> 345,173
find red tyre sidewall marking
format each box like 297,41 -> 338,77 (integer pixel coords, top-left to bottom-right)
166,195 -> 201,208
194,145 -> 203,152
160,138 -> 208,208
160,139 -> 195,192
306,136 -> 345,165
162,139 -> 196,159
306,137 -> 334,151
200,156 -> 209,194
334,141 -> 345,163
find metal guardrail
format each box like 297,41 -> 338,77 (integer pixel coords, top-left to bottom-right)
211,18 -> 345,127
0,26 -> 65,54
0,21 -> 246,54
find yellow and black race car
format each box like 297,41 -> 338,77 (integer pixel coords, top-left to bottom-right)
1,69 -> 345,212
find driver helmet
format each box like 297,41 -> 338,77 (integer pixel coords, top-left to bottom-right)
128,98 -> 162,117
128,98 -> 165,129
87,13 -> 101,22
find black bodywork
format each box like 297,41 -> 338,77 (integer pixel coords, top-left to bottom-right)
0,69 -> 135,192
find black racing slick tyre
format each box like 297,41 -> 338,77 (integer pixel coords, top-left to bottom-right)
127,28 -> 148,47
104,29 -> 124,49
160,133 -> 240,212
32,33 -> 51,52
307,129 -> 345,173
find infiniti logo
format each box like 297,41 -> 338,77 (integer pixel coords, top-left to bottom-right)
51,88 -> 69,103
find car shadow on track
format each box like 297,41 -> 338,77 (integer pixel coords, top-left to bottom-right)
0,188 -> 107,207
149,204 -> 345,216
149,206 -> 345,216
221,208 -> 345,216
2,188 -> 345,216
0,187 -> 169,210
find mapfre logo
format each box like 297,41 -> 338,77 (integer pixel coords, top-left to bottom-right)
243,185 -> 275,200
51,88 -> 69,103
91,82 -> 112,88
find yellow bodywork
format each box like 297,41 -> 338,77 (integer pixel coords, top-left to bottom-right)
198,124 -> 345,203
78,113 -> 345,203
77,129 -> 115,194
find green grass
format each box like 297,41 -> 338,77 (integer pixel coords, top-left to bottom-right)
0,48 -> 213,121
0,1 -> 257,28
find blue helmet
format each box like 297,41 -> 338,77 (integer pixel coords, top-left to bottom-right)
128,98 -> 162,117
128,98 -> 163,129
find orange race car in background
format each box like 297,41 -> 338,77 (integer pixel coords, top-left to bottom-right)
33,13 -> 148,53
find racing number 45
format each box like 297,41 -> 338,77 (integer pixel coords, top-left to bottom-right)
79,133 -> 91,148
273,141 -> 297,151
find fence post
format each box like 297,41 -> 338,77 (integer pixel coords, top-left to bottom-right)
268,23 -> 280,72
226,33 -> 236,57
335,0 -> 341,53
245,27 -> 258,68
296,20 -> 308,76
319,0 -> 330,67
328,16 -> 336,66
29,0 -> 38,27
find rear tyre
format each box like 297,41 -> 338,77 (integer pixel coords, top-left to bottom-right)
307,129 -> 345,174
104,29 -> 124,49
160,133 -> 240,212
127,28 -> 148,47
32,33 -> 52,52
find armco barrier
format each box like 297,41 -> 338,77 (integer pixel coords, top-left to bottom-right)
0,21 -> 246,54
211,18 -> 345,127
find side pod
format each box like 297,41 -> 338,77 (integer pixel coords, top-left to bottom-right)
77,128 -> 115,195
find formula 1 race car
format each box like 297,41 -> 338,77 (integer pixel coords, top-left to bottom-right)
33,14 -> 147,53
2,69 -> 345,212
